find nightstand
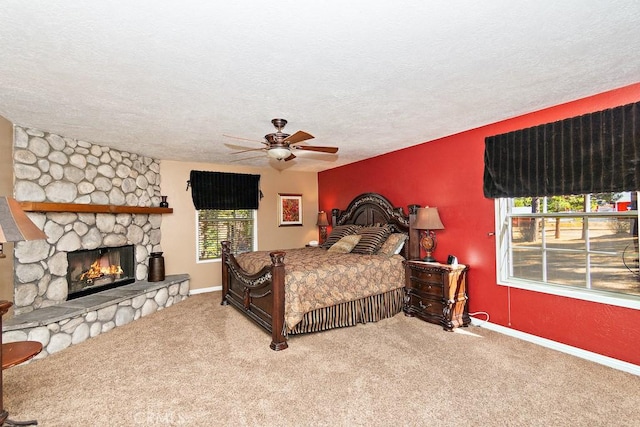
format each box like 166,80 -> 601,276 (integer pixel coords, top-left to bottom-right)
403,260 -> 470,330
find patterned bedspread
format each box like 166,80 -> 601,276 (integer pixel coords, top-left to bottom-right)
235,247 -> 405,331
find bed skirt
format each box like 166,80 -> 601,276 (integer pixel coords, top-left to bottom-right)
287,287 -> 405,335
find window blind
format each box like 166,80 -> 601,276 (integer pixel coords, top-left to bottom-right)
197,209 -> 254,260
483,101 -> 640,198
189,170 -> 261,210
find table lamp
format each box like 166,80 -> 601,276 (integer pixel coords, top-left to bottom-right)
0,197 -> 47,258
413,207 -> 444,262
316,211 -> 329,244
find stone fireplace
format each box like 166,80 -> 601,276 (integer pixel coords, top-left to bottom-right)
67,244 -> 136,299
11,126 -> 164,315
3,126 -> 190,361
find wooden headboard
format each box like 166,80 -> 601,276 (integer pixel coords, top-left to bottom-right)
330,193 -> 420,260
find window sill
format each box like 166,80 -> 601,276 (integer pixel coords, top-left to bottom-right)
196,258 -> 222,265
497,278 -> 640,310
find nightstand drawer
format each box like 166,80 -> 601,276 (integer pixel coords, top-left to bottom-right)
407,277 -> 443,297
410,268 -> 444,285
406,293 -> 443,317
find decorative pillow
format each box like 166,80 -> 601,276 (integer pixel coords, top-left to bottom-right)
377,233 -> 407,257
327,234 -> 362,253
351,226 -> 392,255
321,225 -> 359,248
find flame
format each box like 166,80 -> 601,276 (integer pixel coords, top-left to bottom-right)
79,259 -> 124,282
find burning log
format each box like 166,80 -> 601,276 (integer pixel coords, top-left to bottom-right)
79,259 -> 124,283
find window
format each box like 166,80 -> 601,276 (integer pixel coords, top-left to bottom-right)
197,209 -> 256,261
496,193 -> 640,303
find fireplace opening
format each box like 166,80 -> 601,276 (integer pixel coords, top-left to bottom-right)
66,245 -> 136,300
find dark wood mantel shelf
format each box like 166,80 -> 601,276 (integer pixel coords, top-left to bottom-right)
19,202 -> 173,214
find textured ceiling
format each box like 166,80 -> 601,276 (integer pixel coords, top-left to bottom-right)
1,1 -> 639,172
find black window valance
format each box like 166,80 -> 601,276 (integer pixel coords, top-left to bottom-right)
483,101 -> 640,198
189,171 -> 261,210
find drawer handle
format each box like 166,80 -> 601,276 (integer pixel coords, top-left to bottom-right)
418,301 -> 432,309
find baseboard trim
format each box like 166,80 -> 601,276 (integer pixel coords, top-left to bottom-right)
470,318 -> 640,376
189,286 -> 221,295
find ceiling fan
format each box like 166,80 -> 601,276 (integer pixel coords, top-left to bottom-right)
224,118 -> 339,163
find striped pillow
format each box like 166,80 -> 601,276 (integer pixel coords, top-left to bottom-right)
321,225 -> 360,248
352,226 -> 391,255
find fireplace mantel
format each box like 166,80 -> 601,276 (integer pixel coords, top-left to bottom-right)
19,202 -> 173,214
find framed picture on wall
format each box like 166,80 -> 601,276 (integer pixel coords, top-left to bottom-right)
278,193 -> 303,226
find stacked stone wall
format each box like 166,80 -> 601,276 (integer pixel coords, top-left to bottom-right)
12,126 -> 163,315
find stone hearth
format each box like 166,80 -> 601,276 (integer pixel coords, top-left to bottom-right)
2,275 -> 190,360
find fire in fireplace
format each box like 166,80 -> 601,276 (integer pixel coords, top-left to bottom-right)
66,245 -> 136,299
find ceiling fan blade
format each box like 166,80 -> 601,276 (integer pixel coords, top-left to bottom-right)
284,131 -> 314,145
224,143 -> 266,154
284,153 -> 297,161
292,145 -> 338,154
223,134 -> 268,145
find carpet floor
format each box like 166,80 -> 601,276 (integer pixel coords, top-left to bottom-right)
3,292 -> 639,426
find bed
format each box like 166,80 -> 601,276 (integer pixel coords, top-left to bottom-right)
220,193 -> 420,350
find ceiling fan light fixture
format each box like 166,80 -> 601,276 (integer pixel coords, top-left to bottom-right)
267,147 -> 291,160
224,119 -> 337,166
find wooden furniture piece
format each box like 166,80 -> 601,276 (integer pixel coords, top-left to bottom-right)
18,201 -> 172,214
221,193 -> 421,350
2,342 -> 43,370
1,300 -> 42,426
403,260 -> 470,330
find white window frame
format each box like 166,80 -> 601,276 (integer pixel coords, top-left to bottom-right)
495,197 -> 640,310
195,209 -> 258,264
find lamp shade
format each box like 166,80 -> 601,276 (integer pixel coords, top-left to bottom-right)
413,207 -> 444,230
0,197 -> 47,243
316,211 -> 329,226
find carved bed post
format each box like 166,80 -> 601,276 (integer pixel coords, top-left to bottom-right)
331,208 -> 340,227
220,241 -> 230,305
269,251 -> 288,351
408,204 -> 421,260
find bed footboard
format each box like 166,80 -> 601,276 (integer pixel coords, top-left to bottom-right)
221,241 -> 288,350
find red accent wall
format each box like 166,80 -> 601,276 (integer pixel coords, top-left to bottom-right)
318,82 -> 640,365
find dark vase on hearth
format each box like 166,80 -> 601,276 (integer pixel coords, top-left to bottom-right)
148,252 -> 165,282
160,196 -> 169,208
